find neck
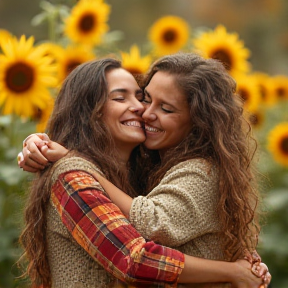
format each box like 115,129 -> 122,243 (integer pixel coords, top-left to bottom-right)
115,146 -> 133,169
159,149 -> 167,160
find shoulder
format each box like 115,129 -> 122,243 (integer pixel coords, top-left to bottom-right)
49,152 -> 107,196
165,158 -> 218,180
50,152 -> 103,185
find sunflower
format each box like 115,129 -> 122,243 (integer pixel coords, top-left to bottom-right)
64,0 -> 110,46
234,73 -> 261,112
0,29 -> 12,49
39,42 -> 64,63
0,35 -> 57,118
247,108 -> 265,129
267,122 -> 288,166
148,15 -> 190,56
193,25 -> 251,76
56,45 -> 95,83
272,75 -> 288,101
121,45 -> 151,75
35,96 -> 54,132
253,72 -> 276,106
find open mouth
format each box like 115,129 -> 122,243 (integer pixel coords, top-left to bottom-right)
122,120 -> 143,128
145,124 -> 163,133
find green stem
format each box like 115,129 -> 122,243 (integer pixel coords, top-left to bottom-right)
48,12 -> 57,42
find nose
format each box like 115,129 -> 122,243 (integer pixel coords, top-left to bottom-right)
129,100 -> 145,116
142,105 -> 157,122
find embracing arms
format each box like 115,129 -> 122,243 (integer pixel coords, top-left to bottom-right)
18,134 -> 271,287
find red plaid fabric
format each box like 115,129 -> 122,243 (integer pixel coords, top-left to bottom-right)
51,170 -> 184,287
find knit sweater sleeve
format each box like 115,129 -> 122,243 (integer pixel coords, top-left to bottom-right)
129,159 -> 221,247
49,157 -> 184,287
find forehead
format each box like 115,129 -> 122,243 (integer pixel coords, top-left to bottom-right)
146,71 -> 186,103
106,68 -> 139,91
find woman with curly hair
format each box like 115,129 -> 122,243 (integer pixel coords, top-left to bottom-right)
19,54 -> 270,287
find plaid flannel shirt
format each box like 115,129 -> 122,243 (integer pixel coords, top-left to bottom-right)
51,170 -> 184,287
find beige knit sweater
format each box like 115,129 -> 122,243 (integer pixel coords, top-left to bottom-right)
46,156 -> 120,288
130,159 -> 231,288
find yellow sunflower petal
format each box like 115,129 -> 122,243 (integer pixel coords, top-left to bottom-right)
0,29 -> 13,48
121,45 -> 151,74
267,122 -> 288,166
36,97 -> 54,132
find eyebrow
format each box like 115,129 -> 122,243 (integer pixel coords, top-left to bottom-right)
144,88 -> 178,110
110,88 -> 143,95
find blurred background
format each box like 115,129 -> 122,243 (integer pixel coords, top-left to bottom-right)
0,0 -> 287,287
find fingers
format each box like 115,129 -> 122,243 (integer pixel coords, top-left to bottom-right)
25,141 -> 49,166
257,263 -> 268,276
262,271 -> 271,286
18,145 -> 48,173
18,151 -> 42,172
40,141 -> 69,163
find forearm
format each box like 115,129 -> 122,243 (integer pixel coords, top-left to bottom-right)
94,173 -> 133,217
180,256 -> 264,287
179,255 -> 233,283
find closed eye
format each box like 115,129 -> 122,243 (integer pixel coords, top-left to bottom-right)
112,97 -> 125,101
161,106 -> 173,113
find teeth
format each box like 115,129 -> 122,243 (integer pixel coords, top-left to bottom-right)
145,125 -> 161,132
123,121 -> 142,127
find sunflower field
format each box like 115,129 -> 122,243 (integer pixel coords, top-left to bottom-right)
0,0 -> 288,287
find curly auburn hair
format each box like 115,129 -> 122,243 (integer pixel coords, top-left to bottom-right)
138,53 -> 261,260
18,58 -> 139,287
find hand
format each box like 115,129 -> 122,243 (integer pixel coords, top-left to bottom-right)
252,262 -> 271,288
231,259 -> 263,288
18,133 -> 50,172
243,249 -> 271,288
18,133 -> 69,172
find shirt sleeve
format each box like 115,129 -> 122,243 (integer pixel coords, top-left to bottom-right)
129,159 -> 221,247
50,170 -> 184,287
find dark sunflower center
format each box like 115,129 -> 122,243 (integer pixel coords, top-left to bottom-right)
249,113 -> 260,126
33,107 -> 43,121
211,49 -> 232,70
280,136 -> 288,155
79,13 -> 96,32
276,87 -> 285,98
259,84 -> 267,100
238,88 -> 249,102
65,61 -> 82,76
163,29 -> 177,43
5,62 -> 34,93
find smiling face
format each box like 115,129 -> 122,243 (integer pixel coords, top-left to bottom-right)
142,71 -> 192,154
102,68 -> 146,153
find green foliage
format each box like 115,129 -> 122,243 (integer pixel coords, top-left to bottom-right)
253,102 -> 288,288
0,116 -> 36,287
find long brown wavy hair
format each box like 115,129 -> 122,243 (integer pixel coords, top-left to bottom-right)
19,58 -> 139,287
137,53 -> 261,260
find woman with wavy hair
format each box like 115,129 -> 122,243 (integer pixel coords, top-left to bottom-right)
19,54 -> 270,287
